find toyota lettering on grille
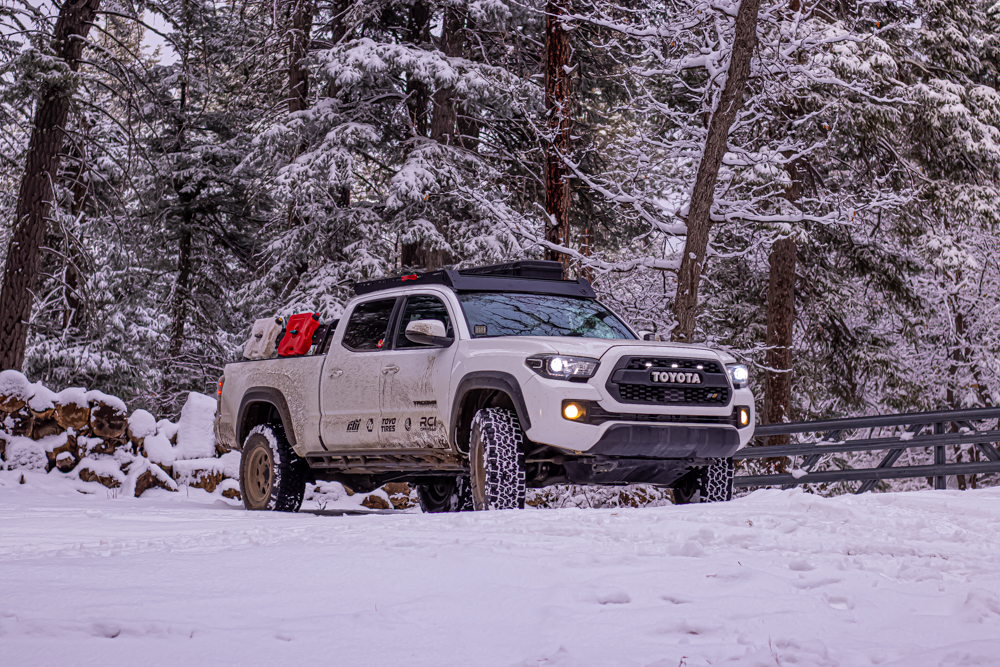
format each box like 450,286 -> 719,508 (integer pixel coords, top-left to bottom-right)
650,371 -> 702,384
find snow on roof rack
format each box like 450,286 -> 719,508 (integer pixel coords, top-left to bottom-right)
352,261 -> 597,298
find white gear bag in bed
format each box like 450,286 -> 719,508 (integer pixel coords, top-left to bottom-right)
243,317 -> 283,360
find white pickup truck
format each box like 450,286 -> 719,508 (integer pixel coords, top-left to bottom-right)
214,261 -> 755,512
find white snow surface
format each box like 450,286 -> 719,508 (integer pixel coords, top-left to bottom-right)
56,387 -> 89,408
173,392 -> 217,460
0,369 -> 32,400
27,382 -> 59,412
2,480 -> 1000,666
127,409 -> 157,438
83,389 -> 128,414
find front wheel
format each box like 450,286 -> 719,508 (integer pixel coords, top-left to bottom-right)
239,424 -> 307,511
469,408 -> 526,510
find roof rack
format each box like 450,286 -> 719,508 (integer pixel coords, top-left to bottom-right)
352,260 -> 597,298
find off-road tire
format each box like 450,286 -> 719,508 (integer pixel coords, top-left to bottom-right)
239,424 -> 307,511
469,408 -> 526,510
672,458 -> 734,504
417,475 -> 474,513
703,457 -> 734,502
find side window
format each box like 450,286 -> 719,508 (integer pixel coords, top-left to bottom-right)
395,295 -> 453,349
342,299 -> 396,351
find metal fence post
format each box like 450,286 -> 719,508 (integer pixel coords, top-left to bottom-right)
934,422 -> 946,490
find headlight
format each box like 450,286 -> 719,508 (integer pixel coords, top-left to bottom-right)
526,354 -> 600,381
726,363 -> 749,388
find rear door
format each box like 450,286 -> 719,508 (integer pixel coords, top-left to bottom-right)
379,293 -> 457,449
319,297 -> 398,448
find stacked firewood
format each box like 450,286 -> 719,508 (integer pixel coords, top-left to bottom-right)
0,370 -> 235,499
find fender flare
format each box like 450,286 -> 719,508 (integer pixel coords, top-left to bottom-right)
450,371 -> 531,448
237,387 -> 298,449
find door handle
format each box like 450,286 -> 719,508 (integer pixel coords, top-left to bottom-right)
328,368 -> 344,377
382,365 -> 399,374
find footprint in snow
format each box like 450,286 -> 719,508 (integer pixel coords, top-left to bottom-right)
596,590 -> 631,605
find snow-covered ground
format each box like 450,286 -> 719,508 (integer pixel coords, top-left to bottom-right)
3,472 -> 1000,667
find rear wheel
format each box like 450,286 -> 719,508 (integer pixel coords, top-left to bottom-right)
672,458 -> 734,504
417,476 -> 473,513
239,424 -> 307,511
469,408 -> 525,510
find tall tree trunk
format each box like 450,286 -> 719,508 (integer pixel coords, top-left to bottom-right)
402,3 -> 462,271
429,7 -> 463,145
763,154 -> 805,449
287,0 -> 313,116
671,0 -> 762,342
0,0 -> 101,371
405,0 -> 432,137
764,238 -> 796,446
167,229 -> 194,362
544,0 -> 572,271
286,0 -> 314,231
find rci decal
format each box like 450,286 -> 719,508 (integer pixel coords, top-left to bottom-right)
381,417 -> 397,433
404,418 -> 412,431
419,416 -> 437,431
366,418 -> 374,432
346,418 -> 361,433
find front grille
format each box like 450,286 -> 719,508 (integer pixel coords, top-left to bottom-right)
587,403 -> 735,426
625,357 -> 722,374
618,384 -> 729,405
608,355 -> 731,407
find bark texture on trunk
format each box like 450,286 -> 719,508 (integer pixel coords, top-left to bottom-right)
764,237 -> 796,447
405,0 -> 432,137
0,0 -> 101,371
402,4 -> 464,271
429,7 -> 463,145
671,0 -> 762,342
287,0 -> 313,116
763,154 -> 805,450
544,0 -> 572,271
167,229 -> 194,362
286,0 -> 314,230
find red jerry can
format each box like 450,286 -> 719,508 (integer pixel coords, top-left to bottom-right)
277,312 -> 321,357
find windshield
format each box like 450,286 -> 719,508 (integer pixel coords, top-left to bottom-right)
457,292 -> 637,339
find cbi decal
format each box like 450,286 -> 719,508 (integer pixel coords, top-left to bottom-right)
347,418 -> 361,432
419,416 -> 437,432
381,417 -> 397,433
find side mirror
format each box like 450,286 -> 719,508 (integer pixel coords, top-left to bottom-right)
405,319 -> 453,347
642,332 -> 665,341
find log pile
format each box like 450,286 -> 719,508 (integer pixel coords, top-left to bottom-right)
0,370 -> 233,499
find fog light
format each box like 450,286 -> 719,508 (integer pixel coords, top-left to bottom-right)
562,401 -> 587,421
736,406 -> 751,428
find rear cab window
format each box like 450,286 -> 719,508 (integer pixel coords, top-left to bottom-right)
342,298 -> 397,351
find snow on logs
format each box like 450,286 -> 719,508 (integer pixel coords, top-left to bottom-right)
0,370 -> 237,500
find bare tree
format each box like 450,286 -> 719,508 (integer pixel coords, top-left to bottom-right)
544,0 -> 572,270
0,0 -> 102,371
671,0 -> 762,342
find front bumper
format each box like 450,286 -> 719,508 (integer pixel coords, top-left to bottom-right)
520,374 -> 755,454
588,423 -> 741,459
